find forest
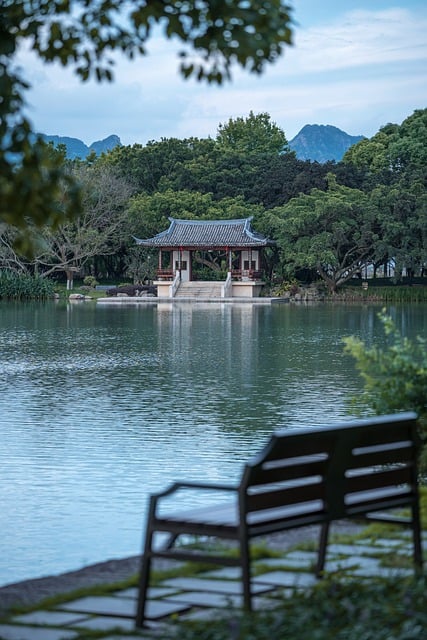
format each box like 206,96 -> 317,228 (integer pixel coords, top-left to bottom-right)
1,108 -> 426,295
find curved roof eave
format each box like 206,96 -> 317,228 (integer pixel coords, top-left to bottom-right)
134,217 -> 273,248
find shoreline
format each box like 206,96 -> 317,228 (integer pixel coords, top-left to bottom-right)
0,521 -> 364,616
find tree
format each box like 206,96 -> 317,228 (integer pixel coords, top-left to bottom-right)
343,109 -> 427,184
127,188 -> 263,237
370,183 -> 427,278
1,1 -> 294,239
216,111 -> 290,155
104,137 -> 216,194
32,162 -> 132,288
343,310 -> 427,474
344,109 -> 427,277
270,175 -> 380,292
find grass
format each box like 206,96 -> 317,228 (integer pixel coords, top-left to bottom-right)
54,283 -> 105,300
338,284 -> 427,302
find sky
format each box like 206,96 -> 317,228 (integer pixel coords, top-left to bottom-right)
18,0 -> 427,147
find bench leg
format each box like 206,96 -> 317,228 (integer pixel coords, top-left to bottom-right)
412,503 -> 424,573
135,524 -> 154,628
240,534 -> 252,611
316,522 -> 330,577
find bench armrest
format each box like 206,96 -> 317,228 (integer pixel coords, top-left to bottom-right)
149,481 -> 238,516
153,481 -> 238,500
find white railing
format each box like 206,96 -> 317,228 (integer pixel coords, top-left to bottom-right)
222,272 -> 232,298
169,271 -> 181,297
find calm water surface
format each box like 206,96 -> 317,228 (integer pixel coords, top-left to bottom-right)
1,300 -> 426,586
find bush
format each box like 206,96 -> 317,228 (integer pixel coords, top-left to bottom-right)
83,275 -> 98,288
343,309 -> 427,475
171,575 -> 427,640
0,270 -> 55,300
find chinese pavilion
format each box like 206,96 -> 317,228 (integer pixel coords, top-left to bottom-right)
134,217 -> 273,298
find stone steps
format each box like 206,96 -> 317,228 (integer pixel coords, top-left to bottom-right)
174,281 -> 223,298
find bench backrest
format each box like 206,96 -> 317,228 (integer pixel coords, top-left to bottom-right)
240,412 -> 420,532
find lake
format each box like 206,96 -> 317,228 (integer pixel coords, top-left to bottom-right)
1,300 -> 425,586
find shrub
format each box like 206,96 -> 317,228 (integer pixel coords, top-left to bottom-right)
0,270 -> 55,300
343,309 -> 427,475
171,575 -> 427,640
83,275 -> 98,288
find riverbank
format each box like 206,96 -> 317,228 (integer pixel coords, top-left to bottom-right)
0,522 -> 364,616
0,521 -> 425,640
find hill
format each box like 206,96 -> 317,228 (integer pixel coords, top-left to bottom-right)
40,125 -> 364,163
40,134 -> 122,159
289,125 -> 365,162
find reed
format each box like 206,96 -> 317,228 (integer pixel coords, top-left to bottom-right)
0,271 -> 55,300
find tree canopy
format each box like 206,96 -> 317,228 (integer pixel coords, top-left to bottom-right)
270,175 -> 380,292
344,108 -> 427,184
216,111 -> 290,155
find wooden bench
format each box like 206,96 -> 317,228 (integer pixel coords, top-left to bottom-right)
135,412 -> 423,627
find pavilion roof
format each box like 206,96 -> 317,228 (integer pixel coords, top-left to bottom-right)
134,217 -> 272,249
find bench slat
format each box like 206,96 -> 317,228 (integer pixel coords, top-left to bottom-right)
250,457 -> 329,486
246,480 -> 325,513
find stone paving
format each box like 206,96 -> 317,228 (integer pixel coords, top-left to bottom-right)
0,532 -> 425,640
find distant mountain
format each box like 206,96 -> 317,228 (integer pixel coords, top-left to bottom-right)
289,125 -> 365,163
40,134 -> 122,159
40,126 -> 364,163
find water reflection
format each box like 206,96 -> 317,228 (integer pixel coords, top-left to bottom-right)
0,301 -> 425,586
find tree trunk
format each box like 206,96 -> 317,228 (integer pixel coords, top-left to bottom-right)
66,270 -> 74,290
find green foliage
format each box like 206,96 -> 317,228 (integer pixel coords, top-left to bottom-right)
344,109 -> 427,178
342,285 -> 427,303
270,174 -> 380,292
127,189 -> 263,240
83,275 -> 98,288
0,270 -> 54,300
171,575 -> 427,640
1,2 -> 293,241
343,310 -> 427,473
216,111 -> 290,155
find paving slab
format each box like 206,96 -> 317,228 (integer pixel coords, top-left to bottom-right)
351,566 -> 414,578
162,577 -> 270,595
178,607 -> 227,621
0,625 -> 77,640
373,538 -> 408,547
283,551 -> 318,562
164,590 -> 243,608
326,543 -> 390,556
256,556 -> 313,569
254,571 -> 318,588
116,587 -> 177,600
202,567 -> 242,579
12,611 -> 89,626
324,556 -> 379,572
70,615 -> 137,631
144,599 -> 191,619
57,595 -> 136,617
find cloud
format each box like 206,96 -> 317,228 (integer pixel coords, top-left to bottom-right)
18,6 -> 427,145
287,8 -> 427,74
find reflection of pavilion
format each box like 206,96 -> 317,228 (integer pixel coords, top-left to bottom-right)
135,217 -> 273,298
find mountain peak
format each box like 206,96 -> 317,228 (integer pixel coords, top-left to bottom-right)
289,124 -> 365,163
40,134 -> 122,159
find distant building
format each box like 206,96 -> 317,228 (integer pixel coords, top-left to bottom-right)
135,217 -> 273,298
